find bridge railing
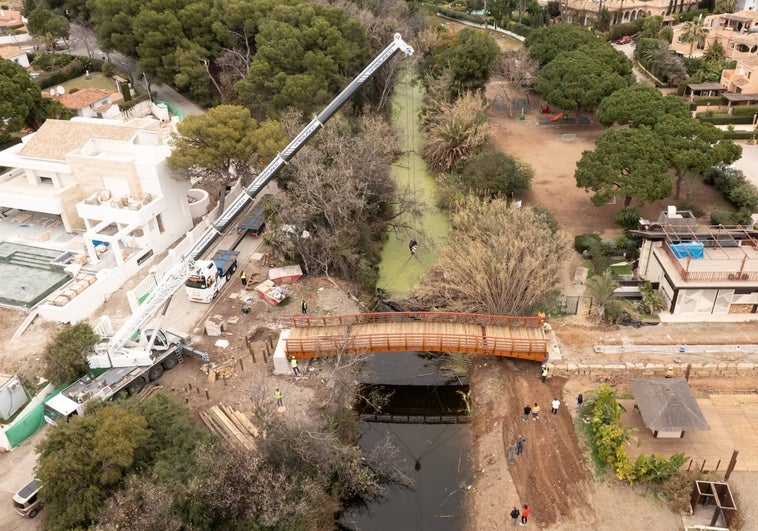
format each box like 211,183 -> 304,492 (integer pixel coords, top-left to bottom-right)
285,332 -> 547,361
285,312 -> 542,328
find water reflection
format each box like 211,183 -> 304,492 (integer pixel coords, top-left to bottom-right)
341,422 -> 471,530
340,352 -> 472,530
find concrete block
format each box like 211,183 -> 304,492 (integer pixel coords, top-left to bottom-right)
205,316 -> 224,336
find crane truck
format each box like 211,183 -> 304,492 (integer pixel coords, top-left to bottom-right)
184,249 -> 240,303
43,297 -> 210,424
43,33 -> 414,422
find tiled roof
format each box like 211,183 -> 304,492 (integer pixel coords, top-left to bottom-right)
0,10 -> 23,29
18,120 -> 139,161
0,45 -> 24,59
45,88 -> 113,110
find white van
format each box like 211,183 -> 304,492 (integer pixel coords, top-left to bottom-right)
12,479 -> 42,518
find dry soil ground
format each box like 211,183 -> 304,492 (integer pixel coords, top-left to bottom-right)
461,104 -> 758,530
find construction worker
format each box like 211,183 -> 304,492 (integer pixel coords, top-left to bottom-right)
301,299 -> 307,314
274,388 -> 282,406
665,366 -> 675,378
291,356 -> 301,376
541,365 -> 549,383
240,270 -> 247,286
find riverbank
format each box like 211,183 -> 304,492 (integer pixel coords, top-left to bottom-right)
466,315 -> 758,530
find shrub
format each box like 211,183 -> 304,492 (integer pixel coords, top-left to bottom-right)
101,62 -> 117,77
608,22 -> 638,41
118,92 -> 151,112
31,52 -> 74,72
509,22 -> 532,37
532,205 -> 559,233
676,202 -> 705,218
733,208 -> 756,226
627,453 -> 686,484
713,167 -> 747,196
458,148 -> 533,199
710,209 -> 736,225
35,58 -> 87,89
677,8 -> 709,22
614,207 -> 640,231
574,233 -> 601,253
727,183 -> 758,211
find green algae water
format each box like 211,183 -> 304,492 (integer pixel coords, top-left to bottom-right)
376,72 -> 449,297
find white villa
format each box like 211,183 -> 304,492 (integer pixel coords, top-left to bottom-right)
0,117 -> 202,321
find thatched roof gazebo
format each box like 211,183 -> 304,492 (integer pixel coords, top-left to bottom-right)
629,378 -> 710,438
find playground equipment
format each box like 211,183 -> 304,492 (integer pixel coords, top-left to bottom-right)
549,112 -> 565,122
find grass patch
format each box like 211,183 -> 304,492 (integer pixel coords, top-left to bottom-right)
59,72 -> 118,93
610,262 -> 632,276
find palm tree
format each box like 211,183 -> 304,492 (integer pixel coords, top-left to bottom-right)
586,271 -> 620,323
681,19 -> 709,57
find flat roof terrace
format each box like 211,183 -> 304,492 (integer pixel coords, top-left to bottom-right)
654,242 -> 758,286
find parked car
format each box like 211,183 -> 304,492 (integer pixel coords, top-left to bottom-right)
615,35 -> 633,45
13,479 -> 42,518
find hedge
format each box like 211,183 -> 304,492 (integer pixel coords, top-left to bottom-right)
696,114 -> 755,125
692,95 -> 727,106
508,22 -> 533,37
722,130 -> 758,140
436,8 -> 487,24
731,105 -> 758,117
35,57 -> 109,89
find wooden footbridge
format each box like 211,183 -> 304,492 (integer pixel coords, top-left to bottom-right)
282,312 -> 548,362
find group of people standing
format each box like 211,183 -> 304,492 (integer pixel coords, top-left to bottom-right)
510,505 -> 531,526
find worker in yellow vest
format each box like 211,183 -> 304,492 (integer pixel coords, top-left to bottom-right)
274,388 -> 282,406
240,270 -> 247,286
291,356 -> 301,376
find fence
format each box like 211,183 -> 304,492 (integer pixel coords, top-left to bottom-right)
555,296 -> 593,316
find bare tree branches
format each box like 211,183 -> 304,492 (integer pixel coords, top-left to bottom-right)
489,49 -> 538,117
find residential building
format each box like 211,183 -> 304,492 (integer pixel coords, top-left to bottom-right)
0,45 -> 28,68
0,9 -> 24,36
562,0 -> 697,26
636,208 -> 758,321
721,54 -> 758,93
671,10 -> 758,59
0,117 -> 193,268
43,88 -> 123,119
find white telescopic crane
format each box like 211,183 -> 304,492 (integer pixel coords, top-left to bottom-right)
100,33 -> 414,360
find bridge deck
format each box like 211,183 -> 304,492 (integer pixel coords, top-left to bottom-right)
283,312 -> 547,362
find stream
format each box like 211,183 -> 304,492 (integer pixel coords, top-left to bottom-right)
375,72 -> 449,297
340,73 -> 471,530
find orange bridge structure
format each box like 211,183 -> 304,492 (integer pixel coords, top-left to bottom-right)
273,312 -> 548,374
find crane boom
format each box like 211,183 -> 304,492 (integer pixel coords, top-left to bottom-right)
106,33 -> 414,353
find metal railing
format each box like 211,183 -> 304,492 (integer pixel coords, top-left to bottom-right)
285,311 -> 543,328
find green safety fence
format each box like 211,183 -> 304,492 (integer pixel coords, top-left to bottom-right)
154,99 -> 185,119
4,384 -> 66,448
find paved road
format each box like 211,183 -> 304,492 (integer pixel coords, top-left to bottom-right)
66,24 -> 205,116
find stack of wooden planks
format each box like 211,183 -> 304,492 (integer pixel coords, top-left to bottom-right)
199,403 -> 259,450
205,358 -> 237,382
